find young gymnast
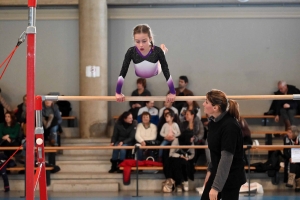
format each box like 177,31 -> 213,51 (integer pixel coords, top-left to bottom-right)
115,24 -> 176,103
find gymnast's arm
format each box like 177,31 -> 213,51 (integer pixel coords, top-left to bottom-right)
157,48 -> 176,95
116,47 -> 133,95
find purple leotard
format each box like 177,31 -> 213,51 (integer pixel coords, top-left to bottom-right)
116,46 -> 175,94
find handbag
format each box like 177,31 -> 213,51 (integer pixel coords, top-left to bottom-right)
162,178 -> 175,193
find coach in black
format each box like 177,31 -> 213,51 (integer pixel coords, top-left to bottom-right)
201,89 -> 246,200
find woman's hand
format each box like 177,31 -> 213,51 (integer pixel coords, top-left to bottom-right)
203,171 -> 211,187
141,141 -> 146,146
180,155 -> 188,161
190,137 -> 195,143
7,137 -> 11,143
2,135 -> 9,141
118,142 -> 123,146
136,104 -> 141,108
275,115 -> 279,123
110,143 -> 114,146
115,93 -> 125,102
166,93 -> 176,103
165,134 -> 175,141
209,188 -> 218,200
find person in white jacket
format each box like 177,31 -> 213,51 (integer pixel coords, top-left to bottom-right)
135,111 -> 157,160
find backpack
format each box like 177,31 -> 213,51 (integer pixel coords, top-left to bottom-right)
251,150 -> 282,177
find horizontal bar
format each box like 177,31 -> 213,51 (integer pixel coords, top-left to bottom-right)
0,145 -> 297,150
44,95 -> 295,102
294,94 -> 300,100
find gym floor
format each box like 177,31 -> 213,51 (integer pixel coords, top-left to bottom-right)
0,190 -> 300,200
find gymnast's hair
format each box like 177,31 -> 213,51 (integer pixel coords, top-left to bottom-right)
133,24 -> 154,48
206,89 -> 240,120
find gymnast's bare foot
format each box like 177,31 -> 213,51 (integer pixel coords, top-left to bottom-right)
160,44 -> 168,54
115,93 -> 125,102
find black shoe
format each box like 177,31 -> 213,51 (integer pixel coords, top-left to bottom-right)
4,187 -> 9,192
108,159 -> 118,173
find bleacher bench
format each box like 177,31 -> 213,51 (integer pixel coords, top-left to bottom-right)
61,116 -> 76,127
119,166 -> 256,171
7,166 -> 54,186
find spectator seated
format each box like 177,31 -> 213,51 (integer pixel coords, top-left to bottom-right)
137,101 -> 159,125
159,101 -> 178,118
135,112 -> 159,161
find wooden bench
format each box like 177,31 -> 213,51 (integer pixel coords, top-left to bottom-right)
44,149 -> 58,166
200,115 -> 300,119
113,115 -> 119,121
251,130 -> 287,135
242,115 -> 300,119
61,116 -> 76,127
6,166 -> 54,186
119,166 -> 255,171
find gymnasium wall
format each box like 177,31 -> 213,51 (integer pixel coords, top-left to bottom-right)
0,7 -> 300,122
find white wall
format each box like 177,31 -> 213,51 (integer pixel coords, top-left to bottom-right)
1,7 -> 300,122
0,19 -> 80,116
108,18 -> 300,117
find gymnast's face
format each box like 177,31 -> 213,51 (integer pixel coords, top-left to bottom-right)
134,33 -> 152,53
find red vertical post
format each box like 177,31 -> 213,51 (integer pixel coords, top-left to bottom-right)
35,96 -> 48,200
26,0 -> 37,199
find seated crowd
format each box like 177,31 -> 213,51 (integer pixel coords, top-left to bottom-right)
0,77 -> 300,193
0,91 -> 70,192
110,77 -> 300,192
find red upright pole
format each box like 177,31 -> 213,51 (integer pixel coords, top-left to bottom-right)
35,95 -> 48,200
26,0 -> 37,199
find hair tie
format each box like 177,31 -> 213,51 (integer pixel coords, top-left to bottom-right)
226,98 -> 230,111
